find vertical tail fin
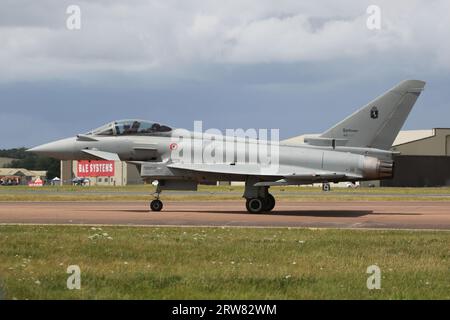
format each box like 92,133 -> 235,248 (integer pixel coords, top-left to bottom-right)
320,80 -> 426,150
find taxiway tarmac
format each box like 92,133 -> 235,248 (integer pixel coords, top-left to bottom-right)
0,201 -> 449,229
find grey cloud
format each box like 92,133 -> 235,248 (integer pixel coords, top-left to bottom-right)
0,0 -> 449,83
0,1 -> 449,148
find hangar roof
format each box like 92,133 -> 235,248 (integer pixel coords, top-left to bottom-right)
0,168 -> 47,177
392,129 -> 435,146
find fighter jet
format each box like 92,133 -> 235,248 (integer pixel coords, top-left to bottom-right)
28,80 -> 425,213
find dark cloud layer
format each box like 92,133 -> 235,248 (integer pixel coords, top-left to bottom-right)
0,1 -> 449,147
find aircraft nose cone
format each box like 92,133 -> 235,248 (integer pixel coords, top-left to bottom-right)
27,144 -> 50,154
27,137 -> 76,159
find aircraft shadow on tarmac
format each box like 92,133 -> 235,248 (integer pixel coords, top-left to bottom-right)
188,210 -> 374,218
89,209 -> 421,218
103,209 -> 374,218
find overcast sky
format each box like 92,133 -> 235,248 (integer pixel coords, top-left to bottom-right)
1,0 -> 449,148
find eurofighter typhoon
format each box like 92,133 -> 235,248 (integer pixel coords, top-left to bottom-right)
29,80 -> 425,213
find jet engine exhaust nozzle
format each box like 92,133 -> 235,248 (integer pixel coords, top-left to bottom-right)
362,157 -> 394,180
378,159 -> 394,179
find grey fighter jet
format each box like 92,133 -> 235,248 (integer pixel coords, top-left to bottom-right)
29,80 -> 425,213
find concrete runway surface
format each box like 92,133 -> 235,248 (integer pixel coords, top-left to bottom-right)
0,201 -> 449,230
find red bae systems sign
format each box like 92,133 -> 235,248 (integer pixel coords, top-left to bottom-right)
77,161 -> 115,177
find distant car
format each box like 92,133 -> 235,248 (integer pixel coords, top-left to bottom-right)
345,182 -> 359,188
72,177 -> 89,186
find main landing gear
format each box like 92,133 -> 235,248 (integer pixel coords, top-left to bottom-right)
245,194 -> 276,213
244,179 -> 276,214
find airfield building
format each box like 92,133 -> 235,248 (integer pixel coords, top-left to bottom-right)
0,168 -> 47,185
60,160 -> 142,186
391,128 -> 450,156
383,128 -> 450,187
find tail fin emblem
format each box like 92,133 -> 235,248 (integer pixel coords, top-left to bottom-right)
370,106 -> 379,119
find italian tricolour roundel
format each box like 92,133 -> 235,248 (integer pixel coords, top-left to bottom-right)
169,143 -> 178,150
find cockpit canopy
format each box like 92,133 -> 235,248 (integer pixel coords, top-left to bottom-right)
87,120 -> 172,136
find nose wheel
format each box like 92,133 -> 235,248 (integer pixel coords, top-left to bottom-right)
150,199 -> 163,211
150,187 -> 163,212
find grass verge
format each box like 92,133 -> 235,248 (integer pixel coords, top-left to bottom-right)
1,186 -> 450,202
0,225 -> 449,299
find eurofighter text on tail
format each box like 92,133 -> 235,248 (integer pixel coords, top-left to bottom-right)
29,80 -> 426,213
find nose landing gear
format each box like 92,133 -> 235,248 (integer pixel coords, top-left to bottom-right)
150,184 -> 163,212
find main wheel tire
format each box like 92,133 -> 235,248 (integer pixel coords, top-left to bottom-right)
150,199 -> 163,211
322,183 -> 331,192
264,194 -> 276,212
246,198 -> 264,213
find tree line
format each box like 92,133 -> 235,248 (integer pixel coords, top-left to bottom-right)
0,148 -> 60,179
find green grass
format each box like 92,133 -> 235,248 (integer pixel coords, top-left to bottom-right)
0,225 -> 448,299
1,185 -> 450,202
